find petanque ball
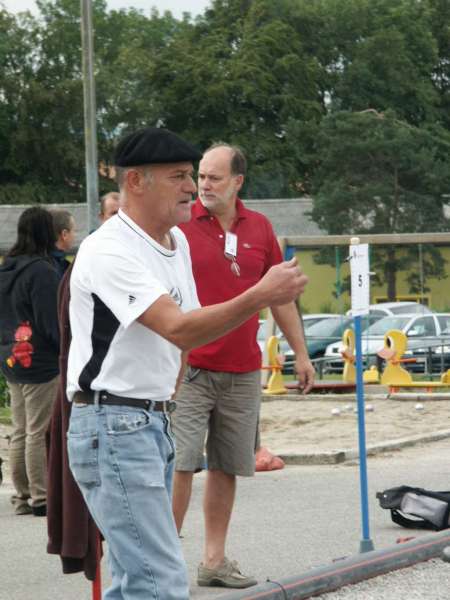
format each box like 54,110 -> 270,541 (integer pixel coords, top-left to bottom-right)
331,408 -> 341,416
415,403 -> 424,411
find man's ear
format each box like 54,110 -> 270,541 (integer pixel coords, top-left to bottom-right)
126,169 -> 146,194
235,174 -> 244,192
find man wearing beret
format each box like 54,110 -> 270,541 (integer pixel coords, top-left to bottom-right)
172,143 -> 315,589
65,127 -> 309,599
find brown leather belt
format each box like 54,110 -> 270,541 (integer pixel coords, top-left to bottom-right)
73,390 -> 176,413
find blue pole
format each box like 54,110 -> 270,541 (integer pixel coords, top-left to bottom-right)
354,314 -> 374,553
284,245 -> 295,261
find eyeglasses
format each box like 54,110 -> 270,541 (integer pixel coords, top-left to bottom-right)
224,252 -> 240,276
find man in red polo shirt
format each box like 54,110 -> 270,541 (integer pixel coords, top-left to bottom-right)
172,143 -> 315,589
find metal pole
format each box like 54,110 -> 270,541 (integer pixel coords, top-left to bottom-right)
335,246 -> 343,314
80,0 -> 99,233
349,237 -> 374,554
354,314 -> 374,553
418,243 -> 424,306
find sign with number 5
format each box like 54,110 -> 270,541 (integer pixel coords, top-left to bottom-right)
350,242 -> 370,315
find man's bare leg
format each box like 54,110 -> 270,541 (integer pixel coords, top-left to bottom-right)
203,469 -> 236,567
172,470 -> 194,533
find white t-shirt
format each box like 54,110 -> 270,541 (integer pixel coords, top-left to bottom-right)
67,210 -> 200,401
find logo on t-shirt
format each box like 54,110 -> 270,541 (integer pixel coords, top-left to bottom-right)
170,287 -> 183,306
128,294 -> 136,305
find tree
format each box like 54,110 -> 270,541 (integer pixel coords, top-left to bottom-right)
2,0 -> 450,205
152,0 -> 324,197
310,109 -> 450,299
0,8 -> 39,202
427,0 -> 450,130
0,0 -> 185,203
306,0 -> 440,127
0,0 -> 102,203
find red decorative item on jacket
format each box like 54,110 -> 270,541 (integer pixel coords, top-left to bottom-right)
6,321 -> 34,368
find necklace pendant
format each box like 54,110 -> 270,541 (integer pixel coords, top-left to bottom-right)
231,261 -> 240,276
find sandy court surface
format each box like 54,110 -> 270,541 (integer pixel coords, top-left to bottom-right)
2,396 -> 450,460
259,396 -> 450,453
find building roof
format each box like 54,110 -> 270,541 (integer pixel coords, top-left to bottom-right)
0,198 -> 323,253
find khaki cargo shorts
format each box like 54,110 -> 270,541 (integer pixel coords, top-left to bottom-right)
172,367 -> 261,477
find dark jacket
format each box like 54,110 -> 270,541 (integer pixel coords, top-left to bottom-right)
0,255 -> 60,383
46,264 -> 101,580
50,248 -> 72,280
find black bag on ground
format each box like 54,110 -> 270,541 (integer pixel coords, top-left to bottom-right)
376,485 -> 450,531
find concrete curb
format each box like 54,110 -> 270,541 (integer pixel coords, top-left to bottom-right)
263,388 -> 450,403
261,392 -> 389,403
388,392 -> 450,401
277,429 -> 450,465
220,529 -> 450,600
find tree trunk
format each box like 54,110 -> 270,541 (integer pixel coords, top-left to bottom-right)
385,247 -> 397,301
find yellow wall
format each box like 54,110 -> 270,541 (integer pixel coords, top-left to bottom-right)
295,246 -> 450,313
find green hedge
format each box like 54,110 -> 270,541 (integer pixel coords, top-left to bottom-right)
0,373 -> 9,408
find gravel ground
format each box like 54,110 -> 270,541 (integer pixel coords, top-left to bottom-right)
319,558 -> 450,599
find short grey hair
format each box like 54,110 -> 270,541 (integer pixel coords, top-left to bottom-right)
50,209 -> 74,237
99,191 -> 120,215
115,165 -> 154,189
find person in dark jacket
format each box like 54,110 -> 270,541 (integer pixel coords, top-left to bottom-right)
0,206 -> 60,516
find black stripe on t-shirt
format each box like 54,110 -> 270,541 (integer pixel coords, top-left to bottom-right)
78,293 -> 120,391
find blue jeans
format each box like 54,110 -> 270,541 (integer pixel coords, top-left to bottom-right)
67,402 -> 189,600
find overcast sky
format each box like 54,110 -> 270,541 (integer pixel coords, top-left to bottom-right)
1,0 -> 212,19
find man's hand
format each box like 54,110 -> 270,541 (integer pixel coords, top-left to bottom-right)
295,357 -> 315,394
257,258 -> 308,307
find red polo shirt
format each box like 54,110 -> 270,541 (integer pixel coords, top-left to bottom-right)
179,197 -> 283,372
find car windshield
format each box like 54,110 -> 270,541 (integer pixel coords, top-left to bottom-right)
303,317 -> 327,330
365,316 -> 410,335
257,320 -> 269,342
257,320 -> 281,341
306,317 -> 352,337
307,315 -> 377,338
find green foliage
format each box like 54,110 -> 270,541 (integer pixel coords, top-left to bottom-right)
309,109 -> 450,298
0,373 -> 9,408
151,0 -> 324,197
1,0 -> 450,203
311,110 -> 450,234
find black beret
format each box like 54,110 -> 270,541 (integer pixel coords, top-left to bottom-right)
114,127 -> 203,167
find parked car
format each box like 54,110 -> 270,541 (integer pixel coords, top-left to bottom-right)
257,314 -> 338,353
303,314 -> 339,330
280,313 -> 381,374
325,313 -> 450,374
346,301 -> 431,318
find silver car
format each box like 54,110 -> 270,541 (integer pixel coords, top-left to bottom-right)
325,313 -> 450,373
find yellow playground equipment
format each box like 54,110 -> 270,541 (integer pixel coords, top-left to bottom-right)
341,329 -> 356,383
377,329 -> 450,392
262,335 -> 288,395
340,328 -> 380,384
